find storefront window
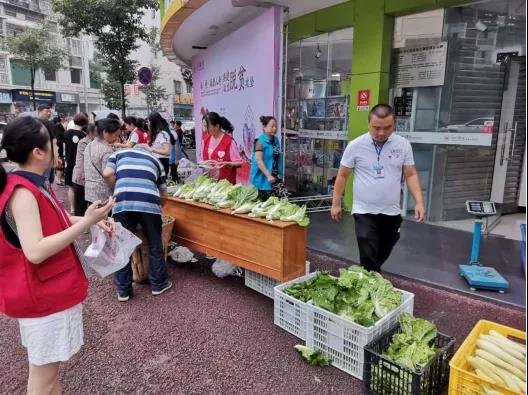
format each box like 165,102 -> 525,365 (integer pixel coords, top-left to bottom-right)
391,0 -> 526,228
283,27 -> 353,197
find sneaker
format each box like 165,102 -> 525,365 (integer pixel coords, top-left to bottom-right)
117,293 -> 130,302
152,281 -> 173,296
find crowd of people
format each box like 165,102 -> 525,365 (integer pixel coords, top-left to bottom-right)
0,101 -> 424,394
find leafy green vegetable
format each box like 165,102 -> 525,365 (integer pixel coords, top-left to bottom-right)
280,205 -> 310,227
384,313 -> 438,371
232,201 -> 258,214
284,266 -> 403,327
294,345 -> 332,366
231,185 -> 259,210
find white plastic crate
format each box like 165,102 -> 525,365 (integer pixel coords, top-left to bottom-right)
273,271 -> 319,340
244,270 -> 280,298
306,289 -> 414,380
245,261 -> 311,299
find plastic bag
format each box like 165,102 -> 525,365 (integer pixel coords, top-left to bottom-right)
84,223 -> 142,278
168,246 -> 195,263
177,158 -> 202,183
211,259 -> 243,278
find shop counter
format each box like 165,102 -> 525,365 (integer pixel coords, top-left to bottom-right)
163,197 -> 307,282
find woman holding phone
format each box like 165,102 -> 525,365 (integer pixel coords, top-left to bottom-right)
0,116 -> 114,394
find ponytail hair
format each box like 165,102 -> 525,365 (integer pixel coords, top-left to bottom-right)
0,164 -> 6,195
259,115 -> 276,127
0,116 -> 51,194
148,111 -> 175,145
204,112 -> 234,135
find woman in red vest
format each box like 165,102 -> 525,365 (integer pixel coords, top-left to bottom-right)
201,112 -> 242,184
0,117 -> 114,394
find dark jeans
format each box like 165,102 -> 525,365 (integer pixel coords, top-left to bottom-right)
169,162 -> 179,182
73,183 -> 87,216
354,214 -> 402,273
113,211 -> 169,295
159,158 -> 170,177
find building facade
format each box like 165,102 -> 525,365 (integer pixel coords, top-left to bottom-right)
160,0 -> 526,231
0,0 -> 102,119
125,9 -> 192,120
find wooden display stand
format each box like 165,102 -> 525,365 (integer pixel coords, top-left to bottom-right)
163,197 -> 307,282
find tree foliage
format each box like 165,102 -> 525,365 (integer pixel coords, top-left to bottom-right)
5,24 -> 66,110
52,0 -> 158,117
181,67 -> 193,87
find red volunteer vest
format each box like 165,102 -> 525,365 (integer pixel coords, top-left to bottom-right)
202,134 -> 237,184
0,175 -> 88,318
133,128 -> 151,145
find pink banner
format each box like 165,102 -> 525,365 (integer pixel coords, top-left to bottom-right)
192,7 -> 282,183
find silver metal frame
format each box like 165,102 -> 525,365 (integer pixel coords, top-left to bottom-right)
288,194 -> 334,212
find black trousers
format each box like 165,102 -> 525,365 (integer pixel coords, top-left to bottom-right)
73,183 -> 87,216
354,214 -> 402,273
159,158 -> 170,177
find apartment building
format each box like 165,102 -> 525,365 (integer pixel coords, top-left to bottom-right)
0,0 -> 102,119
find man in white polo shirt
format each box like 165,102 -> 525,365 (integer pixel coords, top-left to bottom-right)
331,104 -> 425,272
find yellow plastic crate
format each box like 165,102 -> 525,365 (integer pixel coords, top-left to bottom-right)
449,320 -> 526,395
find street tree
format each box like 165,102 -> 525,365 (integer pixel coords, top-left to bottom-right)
181,67 -> 193,88
5,24 -> 66,110
52,0 -> 158,118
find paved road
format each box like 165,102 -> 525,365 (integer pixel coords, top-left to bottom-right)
0,181 -> 525,394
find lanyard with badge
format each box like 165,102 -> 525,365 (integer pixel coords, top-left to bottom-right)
372,141 -> 385,179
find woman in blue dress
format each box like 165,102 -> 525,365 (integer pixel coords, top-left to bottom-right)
250,116 -> 283,200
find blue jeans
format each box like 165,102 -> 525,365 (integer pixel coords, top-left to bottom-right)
113,211 -> 169,295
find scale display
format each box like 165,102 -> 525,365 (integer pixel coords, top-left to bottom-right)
466,201 -> 496,216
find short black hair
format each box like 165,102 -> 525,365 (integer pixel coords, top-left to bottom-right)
368,104 -> 395,122
107,113 -> 120,121
73,113 -> 88,127
37,104 -> 51,112
96,118 -> 121,134
175,121 -> 182,127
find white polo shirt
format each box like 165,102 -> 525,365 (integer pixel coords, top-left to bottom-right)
341,132 -> 415,215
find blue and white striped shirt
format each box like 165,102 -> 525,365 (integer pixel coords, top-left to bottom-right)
105,147 -> 167,215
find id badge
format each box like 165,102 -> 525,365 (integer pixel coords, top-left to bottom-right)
373,162 -> 385,179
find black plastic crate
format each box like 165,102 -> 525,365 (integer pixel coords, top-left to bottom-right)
363,323 -> 455,395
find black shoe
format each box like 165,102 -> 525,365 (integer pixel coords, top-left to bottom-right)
152,281 -> 173,296
117,290 -> 133,302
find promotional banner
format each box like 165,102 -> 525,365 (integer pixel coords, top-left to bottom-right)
192,7 -> 282,183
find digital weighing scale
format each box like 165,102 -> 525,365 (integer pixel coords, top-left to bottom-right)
459,201 -> 509,293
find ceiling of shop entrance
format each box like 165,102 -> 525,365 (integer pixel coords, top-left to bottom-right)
286,29 -> 354,82
170,0 -> 348,65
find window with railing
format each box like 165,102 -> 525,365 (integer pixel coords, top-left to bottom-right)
0,55 -> 10,84
5,23 -> 25,37
70,68 -> 82,84
69,38 -> 82,57
173,80 -> 182,94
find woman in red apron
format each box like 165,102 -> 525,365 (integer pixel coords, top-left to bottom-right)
0,117 -> 114,394
201,112 -> 242,184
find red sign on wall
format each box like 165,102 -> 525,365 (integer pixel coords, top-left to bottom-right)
357,89 -> 370,111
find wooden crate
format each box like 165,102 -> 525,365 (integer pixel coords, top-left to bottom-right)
163,197 -> 307,282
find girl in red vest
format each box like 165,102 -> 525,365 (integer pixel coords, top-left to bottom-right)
0,117 -> 114,395
201,112 -> 242,184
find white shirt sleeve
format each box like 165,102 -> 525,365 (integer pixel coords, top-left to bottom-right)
403,140 -> 415,166
340,141 -> 357,169
129,131 -> 139,144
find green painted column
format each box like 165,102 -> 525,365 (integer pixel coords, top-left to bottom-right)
343,0 -> 394,211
